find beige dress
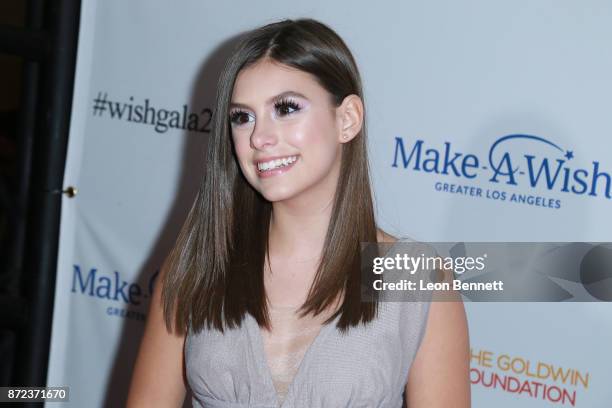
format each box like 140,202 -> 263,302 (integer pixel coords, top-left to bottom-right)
185,238 -> 435,407
260,303 -> 331,406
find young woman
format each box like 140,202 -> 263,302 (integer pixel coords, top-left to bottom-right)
128,18 -> 469,408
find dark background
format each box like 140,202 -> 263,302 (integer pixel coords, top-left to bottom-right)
1,2 -> 81,406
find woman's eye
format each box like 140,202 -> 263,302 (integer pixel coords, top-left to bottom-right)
275,99 -> 301,116
229,110 -> 254,126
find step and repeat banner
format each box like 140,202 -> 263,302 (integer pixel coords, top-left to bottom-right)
47,0 -> 612,406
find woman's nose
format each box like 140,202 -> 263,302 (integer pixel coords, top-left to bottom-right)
250,114 -> 278,150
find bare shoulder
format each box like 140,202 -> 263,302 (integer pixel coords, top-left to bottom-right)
376,228 -> 398,243
405,290 -> 470,407
127,260 -> 187,407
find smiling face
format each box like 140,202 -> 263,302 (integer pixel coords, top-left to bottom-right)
229,59 -> 347,206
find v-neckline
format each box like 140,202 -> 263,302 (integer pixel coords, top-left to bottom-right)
246,311 -> 340,408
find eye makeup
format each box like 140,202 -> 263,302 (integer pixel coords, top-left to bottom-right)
273,97 -> 302,116
229,91 -> 307,126
229,109 -> 254,126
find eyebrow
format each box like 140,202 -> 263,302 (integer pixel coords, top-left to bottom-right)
229,91 -> 309,110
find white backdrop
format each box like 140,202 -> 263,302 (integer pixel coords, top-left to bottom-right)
47,0 -> 612,406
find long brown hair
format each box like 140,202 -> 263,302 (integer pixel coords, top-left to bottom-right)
162,18 -> 378,335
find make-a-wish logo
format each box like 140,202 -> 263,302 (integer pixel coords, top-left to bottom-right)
70,265 -> 159,322
392,134 -> 611,209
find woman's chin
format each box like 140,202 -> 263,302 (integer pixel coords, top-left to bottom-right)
259,186 -> 300,203
262,192 -> 296,203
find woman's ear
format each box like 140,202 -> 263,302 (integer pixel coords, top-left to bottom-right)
336,94 -> 364,143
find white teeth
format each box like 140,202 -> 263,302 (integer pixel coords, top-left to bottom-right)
257,155 -> 298,172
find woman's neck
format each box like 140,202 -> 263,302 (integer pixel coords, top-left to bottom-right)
268,195 -> 334,262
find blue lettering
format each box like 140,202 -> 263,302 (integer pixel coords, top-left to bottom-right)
441,142 -> 462,176
489,153 -> 517,185
113,271 -> 130,303
129,284 -> 142,305
422,148 -> 440,172
462,154 -> 479,179
96,276 -> 112,299
589,161 -> 612,198
392,138 -> 423,170
572,169 -> 589,194
525,156 -> 565,189
71,265 -> 96,296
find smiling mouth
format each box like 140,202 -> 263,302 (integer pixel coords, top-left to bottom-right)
256,155 -> 299,173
